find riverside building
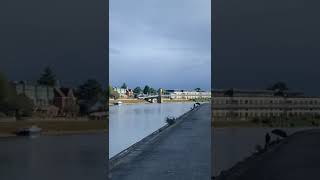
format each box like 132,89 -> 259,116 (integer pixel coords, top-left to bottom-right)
164,89 -> 211,100
212,89 -> 320,121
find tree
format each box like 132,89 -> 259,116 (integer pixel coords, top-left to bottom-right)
0,72 -> 9,103
195,88 -> 201,92
108,85 -> 113,96
267,82 -> 288,91
37,67 -> 56,86
143,85 -> 150,95
133,87 -> 142,94
77,79 -> 103,102
110,90 -> 120,99
121,83 -> 128,89
149,88 -> 157,95
4,94 -> 34,118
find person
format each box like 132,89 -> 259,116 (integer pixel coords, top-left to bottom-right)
265,132 -> 271,149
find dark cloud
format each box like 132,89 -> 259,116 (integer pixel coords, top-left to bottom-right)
0,0 -> 108,87
213,0 -> 320,95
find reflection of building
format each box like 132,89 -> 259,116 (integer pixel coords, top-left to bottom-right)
13,81 -> 54,107
164,89 -> 211,100
212,89 -> 320,121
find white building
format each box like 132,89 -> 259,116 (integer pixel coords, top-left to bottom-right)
164,89 -> 211,100
212,89 -> 320,121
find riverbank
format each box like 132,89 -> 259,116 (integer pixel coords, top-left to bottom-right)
0,120 -> 107,137
109,98 -> 206,106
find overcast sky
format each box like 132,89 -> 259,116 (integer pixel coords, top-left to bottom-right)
109,0 -> 211,90
0,0 -> 107,87
213,0 -> 320,95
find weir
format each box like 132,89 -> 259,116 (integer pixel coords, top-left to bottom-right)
109,103 -> 211,180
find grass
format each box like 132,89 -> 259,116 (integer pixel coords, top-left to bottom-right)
0,120 -> 108,135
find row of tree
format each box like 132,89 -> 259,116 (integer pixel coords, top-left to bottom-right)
133,85 -> 157,95
119,83 -> 158,95
0,67 -> 110,117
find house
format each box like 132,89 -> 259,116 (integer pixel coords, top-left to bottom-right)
113,87 -> 127,98
54,87 -> 77,116
126,89 -> 134,97
12,81 -> 54,109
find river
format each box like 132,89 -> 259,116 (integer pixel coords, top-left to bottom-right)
109,102 -> 194,158
0,133 -> 107,180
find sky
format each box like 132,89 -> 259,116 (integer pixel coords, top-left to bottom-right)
213,0 -> 320,95
0,0 -> 108,87
109,0 -> 211,90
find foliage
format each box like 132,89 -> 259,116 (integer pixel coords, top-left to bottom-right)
143,85 -> 150,95
267,82 -> 288,91
149,88 -> 157,95
195,88 -> 201,92
133,87 -> 142,94
3,94 -> 35,118
77,79 -> 103,102
110,90 -> 120,99
0,72 -> 9,103
121,83 -> 128,89
37,66 -> 56,86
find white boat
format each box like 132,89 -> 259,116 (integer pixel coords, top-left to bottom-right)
15,125 -> 42,136
114,101 -> 123,105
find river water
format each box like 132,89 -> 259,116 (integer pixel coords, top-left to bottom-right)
109,102 -> 194,158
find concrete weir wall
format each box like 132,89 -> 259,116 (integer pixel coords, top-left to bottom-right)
109,103 -> 211,180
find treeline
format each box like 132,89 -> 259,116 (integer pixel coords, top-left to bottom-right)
108,83 -> 159,99
0,67 -> 110,118
0,73 -> 34,118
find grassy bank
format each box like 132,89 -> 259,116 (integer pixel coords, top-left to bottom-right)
212,118 -> 320,128
0,120 -> 107,136
109,99 -> 146,105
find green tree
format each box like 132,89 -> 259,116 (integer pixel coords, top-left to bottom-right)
133,87 -> 142,94
108,85 -> 113,96
110,90 -> 120,99
149,88 -> 156,95
37,67 -> 56,86
143,85 -> 150,95
0,72 -> 9,103
195,88 -> 201,92
77,79 -> 103,101
121,83 -> 128,89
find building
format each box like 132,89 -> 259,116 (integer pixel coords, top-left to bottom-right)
212,89 -> 320,121
13,81 -> 55,108
164,89 -> 211,100
113,87 -> 127,98
126,89 -> 134,97
53,87 -> 77,115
